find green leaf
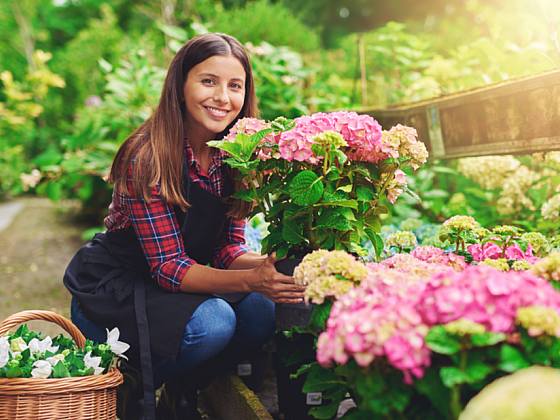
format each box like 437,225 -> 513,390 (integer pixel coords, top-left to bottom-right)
289,170 -> 324,206
439,366 -> 470,388
6,366 -> 24,378
309,395 -> 344,420
282,219 -> 305,244
373,206 -> 388,215
356,370 -> 385,397
414,368 -> 451,418
364,228 -> 383,257
471,332 -> 507,347
335,149 -> 347,165
320,200 -> 358,210
232,189 -> 256,202
308,300 -> 333,332
302,364 -> 341,393
276,245 -> 289,260
316,211 -> 353,231
498,344 -> 531,372
325,166 -> 342,181
356,186 -> 374,202
53,362 -> 71,378
425,326 -> 461,355
465,360 -> 495,383
46,181 -> 63,202
206,140 -> 243,160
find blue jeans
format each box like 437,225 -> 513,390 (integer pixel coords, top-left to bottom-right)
71,293 -> 275,389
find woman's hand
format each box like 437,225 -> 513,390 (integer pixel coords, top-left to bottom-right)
247,253 -> 306,304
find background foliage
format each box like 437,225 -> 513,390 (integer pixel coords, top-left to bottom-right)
1,0 -> 559,233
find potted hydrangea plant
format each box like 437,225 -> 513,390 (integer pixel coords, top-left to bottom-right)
209,112 -> 428,327
209,111 -> 428,419
209,112 -> 428,262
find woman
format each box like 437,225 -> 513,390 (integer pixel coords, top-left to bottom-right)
64,33 -> 306,420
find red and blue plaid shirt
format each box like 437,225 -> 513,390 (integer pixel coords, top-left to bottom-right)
104,137 -> 249,292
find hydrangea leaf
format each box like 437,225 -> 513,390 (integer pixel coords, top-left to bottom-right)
426,326 -> 461,355
356,186 -> 374,202
316,211 -> 353,231
232,189 -> 256,202
440,366 -> 471,388
302,362 -> 340,393
206,140 -> 243,160
471,332 -> 506,347
498,344 -> 531,372
282,219 -> 305,244
414,368 -> 452,418
289,170 -> 324,206
308,300 -> 333,333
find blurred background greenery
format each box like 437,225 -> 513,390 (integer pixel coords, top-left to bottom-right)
2,0 -> 560,235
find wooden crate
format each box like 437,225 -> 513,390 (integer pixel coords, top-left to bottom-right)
361,70 -> 560,159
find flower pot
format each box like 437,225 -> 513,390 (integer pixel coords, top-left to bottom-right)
274,258 -> 313,330
272,351 -> 337,420
236,341 -> 273,392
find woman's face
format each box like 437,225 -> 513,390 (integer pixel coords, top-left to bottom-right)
183,54 -> 246,142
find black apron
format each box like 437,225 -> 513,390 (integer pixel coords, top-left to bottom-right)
63,155 -> 247,420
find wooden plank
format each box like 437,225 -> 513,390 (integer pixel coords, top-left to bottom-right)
361,70 -> 560,159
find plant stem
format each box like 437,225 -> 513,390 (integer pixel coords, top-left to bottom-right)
455,229 -> 462,254
450,349 -> 468,419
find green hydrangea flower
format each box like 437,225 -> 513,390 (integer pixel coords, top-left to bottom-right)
444,318 -> 486,336
516,306 -> 560,337
480,258 -> 510,271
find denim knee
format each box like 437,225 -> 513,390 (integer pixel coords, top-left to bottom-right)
183,298 -> 236,351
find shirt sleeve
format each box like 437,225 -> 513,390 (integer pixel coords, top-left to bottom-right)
122,166 -> 195,293
212,216 -> 250,269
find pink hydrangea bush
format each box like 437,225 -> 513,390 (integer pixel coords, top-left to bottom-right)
316,261 -> 560,384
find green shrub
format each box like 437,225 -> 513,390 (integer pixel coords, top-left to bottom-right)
207,0 -> 321,52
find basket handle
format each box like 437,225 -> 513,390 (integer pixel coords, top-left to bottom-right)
0,310 -> 87,349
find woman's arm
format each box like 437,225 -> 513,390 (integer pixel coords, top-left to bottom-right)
180,253 -> 305,304
227,251 -> 267,270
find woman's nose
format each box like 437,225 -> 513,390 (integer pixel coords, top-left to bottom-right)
213,84 -> 229,103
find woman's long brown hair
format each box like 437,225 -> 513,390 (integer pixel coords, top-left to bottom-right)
108,33 -> 258,219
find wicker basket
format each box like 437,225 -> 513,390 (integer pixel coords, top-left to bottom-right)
0,310 -> 123,420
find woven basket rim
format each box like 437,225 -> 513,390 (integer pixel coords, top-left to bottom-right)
0,366 -> 123,395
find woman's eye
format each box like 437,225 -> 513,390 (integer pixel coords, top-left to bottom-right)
202,79 -> 214,84
230,83 -> 242,89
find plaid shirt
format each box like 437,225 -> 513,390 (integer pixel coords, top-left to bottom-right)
104,137 -> 249,292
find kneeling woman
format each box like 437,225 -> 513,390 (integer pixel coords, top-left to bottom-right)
64,33 -> 305,420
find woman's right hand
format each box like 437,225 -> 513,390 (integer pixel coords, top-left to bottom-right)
248,253 -> 306,304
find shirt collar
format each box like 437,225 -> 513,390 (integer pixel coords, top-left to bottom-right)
184,136 -> 227,178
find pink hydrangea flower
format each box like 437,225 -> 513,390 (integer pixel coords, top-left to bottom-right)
467,241 -> 535,263
222,117 -> 277,160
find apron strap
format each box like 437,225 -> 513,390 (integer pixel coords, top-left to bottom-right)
134,277 -> 156,420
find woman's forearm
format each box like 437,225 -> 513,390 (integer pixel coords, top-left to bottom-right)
227,251 -> 267,270
179,264 -> 252,294
178,253 -> 306,304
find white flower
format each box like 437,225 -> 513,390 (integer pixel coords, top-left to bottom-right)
28,336 -> 59,356
106,328 -> 130,360
31,360 -> 52,378
84,351 -> 104,375
46,353 -> 65,366
0,343 -> 8,369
